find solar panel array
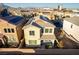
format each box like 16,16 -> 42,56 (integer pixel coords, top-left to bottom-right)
32,22 -> 43,29
8,16 -> 23,25
40,15 -> 49,22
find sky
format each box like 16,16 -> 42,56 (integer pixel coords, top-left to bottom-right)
3,3 -> 79,9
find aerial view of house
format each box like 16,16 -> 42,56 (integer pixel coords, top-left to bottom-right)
63,16 -> 79,43
0,16 -> 27,47
0,3 -> 79,55
23,15 -> 56,47
23,18 -> 42,47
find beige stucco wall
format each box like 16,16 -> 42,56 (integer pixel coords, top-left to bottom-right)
63,20 -> 79,42
24,26 -> 41,45
63,20 -> 72,35
43,27 -> 55,35
42,27 -> 56,43
0,19 -> 20,44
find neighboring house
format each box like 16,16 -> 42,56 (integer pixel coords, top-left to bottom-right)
8,8 -> 22,16
23,15 -> 56,47
0,16 -> 27,47
35,16 -> 56,45
63,16 -> 79,43
38,10 -> 54,20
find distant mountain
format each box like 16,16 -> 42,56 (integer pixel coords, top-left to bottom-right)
0,3 -> 11,9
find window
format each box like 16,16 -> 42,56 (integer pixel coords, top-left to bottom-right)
29,31 -> 35,36
71,24 -> 73,28
49,29 -> 52,33
8,36 -> 16,43
4,28 -> 7,33
8,28 -> 11,33
4,28 -> 14,33
45,29 -> 52,33
29,40 -> 37,45
45,29 -> 49,33
11,29 -> 14,33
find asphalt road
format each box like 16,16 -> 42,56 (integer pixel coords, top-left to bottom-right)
0,49 -> 79,55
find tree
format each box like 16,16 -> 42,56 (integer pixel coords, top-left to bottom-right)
1,9 -> 9,17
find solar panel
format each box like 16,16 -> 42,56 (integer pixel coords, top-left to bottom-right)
32,22 -> 43,29
40,15 -> 49,22
9,16 -> 23,24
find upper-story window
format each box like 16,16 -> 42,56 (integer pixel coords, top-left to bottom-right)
45,29 -> 49,33
4,28 -> 15,33
11,29 -> 14,33
49,29 -> 52,33
8,28 -> 11,33
45,28 -> 52,33
29,31 -> 35,36
4,28 -> 7,33
71,24 -> 73,29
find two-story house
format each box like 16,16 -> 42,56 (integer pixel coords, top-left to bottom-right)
23,15 -> 56,47
63,16 -> 79,43
0,16 -> 27,47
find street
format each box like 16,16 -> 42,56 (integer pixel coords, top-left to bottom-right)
0,48 -> 79,55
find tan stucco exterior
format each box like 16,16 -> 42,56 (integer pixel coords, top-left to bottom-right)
0,18 -> 24,46
23,25 -> 41,45
63,20 -> 79,43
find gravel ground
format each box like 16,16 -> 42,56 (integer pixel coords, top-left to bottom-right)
61,36 -> 79,49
